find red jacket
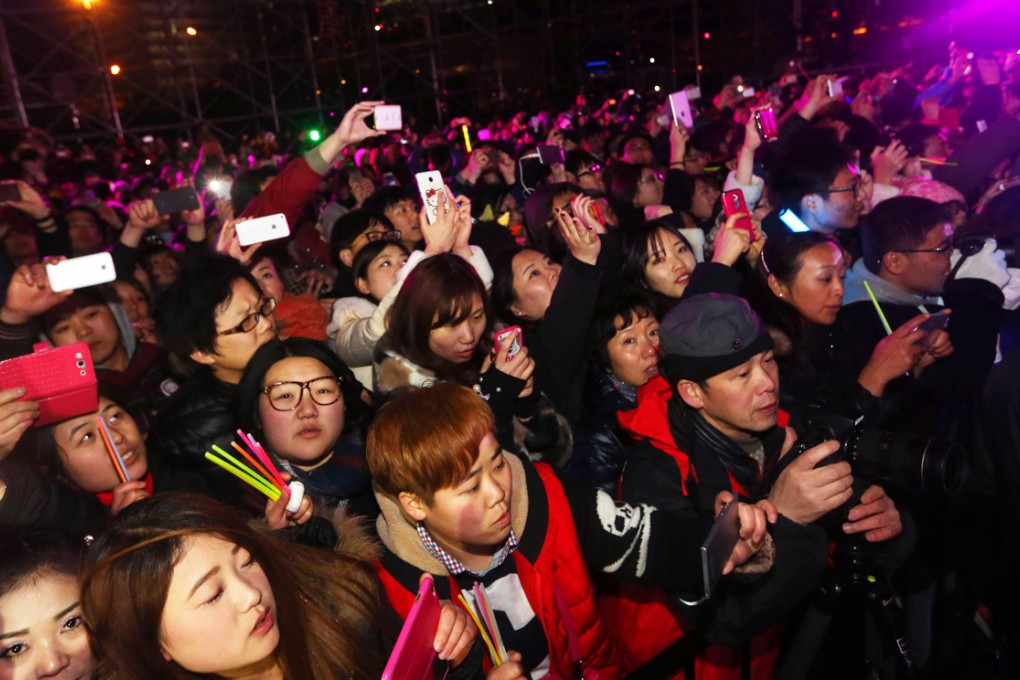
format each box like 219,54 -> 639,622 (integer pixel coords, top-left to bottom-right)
375,458 -> 626,679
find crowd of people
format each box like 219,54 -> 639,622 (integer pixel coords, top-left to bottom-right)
1,40 -> 1020,679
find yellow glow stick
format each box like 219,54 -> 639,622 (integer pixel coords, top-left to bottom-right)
458,593 -> 501,664
205,452 -> 281,501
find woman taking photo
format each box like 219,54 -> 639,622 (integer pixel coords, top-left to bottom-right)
374,252 -> 535,450
80,492 -> 481,680
238,338 -> 374,513
621,212 -> 763,315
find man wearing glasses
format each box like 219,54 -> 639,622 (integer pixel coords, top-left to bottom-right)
840,196 -> 1003,439
766,131 -> 864,237
150,254 -> 281,508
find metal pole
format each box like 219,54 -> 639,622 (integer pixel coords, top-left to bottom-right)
299,6 -> 324,128
489,1 -> 505,100
692,0 -> 702,90
422,1 -> 442,125
254,0 -> 281,133
0,16 -> 28,127
669,6 -> 677,91
84,9 -> 123,137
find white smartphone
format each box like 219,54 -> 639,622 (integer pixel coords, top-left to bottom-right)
46,252 -> 116,292
415,171 -> 448,225
742,86 -> 756,98
373,105 -> 403,131
236,213 -> 290,247
687,86 -> 702,101
827,77 -> 846,99
668,90 -> 694,129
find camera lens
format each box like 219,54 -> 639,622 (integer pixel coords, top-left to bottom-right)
851,429 -> 965,496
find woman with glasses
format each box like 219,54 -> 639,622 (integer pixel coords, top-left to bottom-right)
607,163 -> 666,228
239,338 -> 374,513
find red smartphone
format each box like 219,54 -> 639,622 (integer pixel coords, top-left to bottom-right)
495,325 -> 522,361
754,108 -> 779,141
0,342 -> 98,426
721,189 -> 755,235
382,575 -> 444,680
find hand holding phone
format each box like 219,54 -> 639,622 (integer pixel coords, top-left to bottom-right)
668,90 -> 695,129
699,501 -> 741,600
754,108 -> 779,141
415,171 -> 449,225
495,326 -> 523,363
372,105 -> 403,132
0,180 -> 21,203
46,253 -> 116,292
235,213 -> 290,247
151,186 -> 200,216
721,190 -> 755,235
0,342 -> 98,426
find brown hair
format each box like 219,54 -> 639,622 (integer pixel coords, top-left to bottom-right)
80,492 -> 389,680
384,253 -> 493,385
366,383 -> 494,505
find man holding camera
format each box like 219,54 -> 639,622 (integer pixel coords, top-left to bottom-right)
619,293 -> 905,674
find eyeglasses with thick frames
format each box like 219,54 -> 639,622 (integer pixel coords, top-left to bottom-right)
821,176 -> 861,198
217,297 -> 276,336
894,240 -> 954,255
261,375 -> 343,411
576,164 -> 602,179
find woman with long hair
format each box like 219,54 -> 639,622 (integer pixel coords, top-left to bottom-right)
80,492 -> 480,680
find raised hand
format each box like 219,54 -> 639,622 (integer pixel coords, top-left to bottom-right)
215,218 -> 263,265
554,203 -> 600,266
0,387 -> 38,460
0,261 -> 72,325
421,186 -> 458,256
711,211 -> 753,266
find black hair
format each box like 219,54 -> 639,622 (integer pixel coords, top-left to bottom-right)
621,219 -> 696,311
237,338 -> 372,444
586,292 -> 657,373
154,254 -> 262,361
767,128 -> 855,214
0,531 -> 83,601
860,196 -> 952,274
897,124 -> 942,159
351,239 -> 410,300
361,186 -> 419,218
564,150 -> 600,178
328,210 -> 396,269
231,165 -> 281,215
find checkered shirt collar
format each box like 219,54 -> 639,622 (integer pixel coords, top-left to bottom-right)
415,523 -> 519,576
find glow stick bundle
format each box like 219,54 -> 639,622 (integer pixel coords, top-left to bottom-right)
203,430 -> 304,511
458,583 -> 508,666
96,415 -> 130,483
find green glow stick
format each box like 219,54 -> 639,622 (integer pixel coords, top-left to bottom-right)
862,281 -> 893,335
205,452 -> 281,501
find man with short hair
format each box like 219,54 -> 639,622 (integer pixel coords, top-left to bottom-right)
620,293 -> 905,670
362,186 -> 423,251
766,130 -> 862,236
840,195 -> 1003,436
149,254 -> 278,502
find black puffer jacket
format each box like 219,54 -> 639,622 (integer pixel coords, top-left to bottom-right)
565,368 -> 637,495
147,369 -> 251,509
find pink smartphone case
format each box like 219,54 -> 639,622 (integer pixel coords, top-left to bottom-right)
382,575 -> 445,680
0,342 -> 98,426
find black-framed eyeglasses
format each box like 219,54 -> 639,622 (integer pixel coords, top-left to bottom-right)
261,375 -> 343,411
577,163 -> 602,179
217,297 -> 276,336
637,172 -> 664,185
894,240 -> 954,256
821,176 -> 861,198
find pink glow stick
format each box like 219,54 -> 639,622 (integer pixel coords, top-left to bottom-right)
236,429 -> 287,489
